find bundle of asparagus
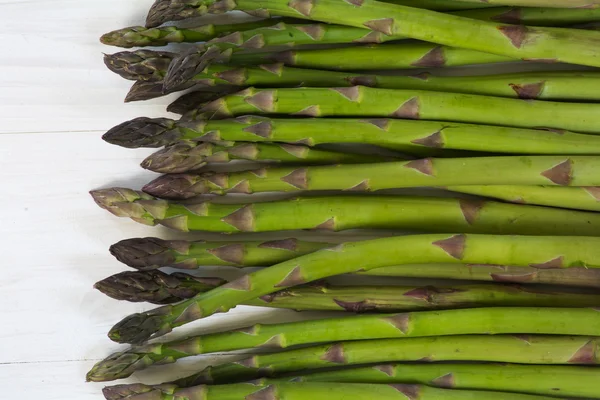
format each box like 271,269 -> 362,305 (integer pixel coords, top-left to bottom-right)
90,0 -> 600,399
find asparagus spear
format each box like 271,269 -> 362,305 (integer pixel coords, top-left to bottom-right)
458,6 -> 600,26
448,185 -> 600,213
164,43 -> 513,90
144,0 -> 600,70
142,155 -> 600,199
108,237 -> 600,287
445,0 -> 600,8
109,237 -> 331,270
286,363 -> 600,399
88,307 -> 600,382
100,18 -> 305,48
364,264 -> 600,288
142,140 -> 394,174
103,115 -> 600,154
97,270 -> 600,308
102,381 -> 557,400
171,335 -> 600,385
104,233 -> 600,343
103,8 -> 600,49
106,49 -> 600,102
91,190 -> 600,236
190,86 -> 600,134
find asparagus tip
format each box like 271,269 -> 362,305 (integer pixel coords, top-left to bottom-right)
124,81 -> 165,103
100,27 -> 146,48
109,311 -> 169,344
109,237 -> 175,270
142,173 -> 207,200
102,117 -> 179,148
101,383 -> 153,400
90,188 -> 160,225
141,141 -> 210,173
163,45 -> 225,92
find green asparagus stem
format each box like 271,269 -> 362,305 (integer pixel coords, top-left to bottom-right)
222,42 -> 514,69
104,232 -> 600,343
445,0 -> 600,8
100,18 -> 304,48
286,363 -> 600,399
173,66 -> 600,101
190,86 -> 600,134
103,115 -> 600,154
109,237 -> 331,270
459,6 -> 600,26
92,189 -> 600,235
142,155 -> 600,198
448,185 -> 600,213
89,307 -> 600,382
142,140 -> 394,173
102,381 -> 558,400
363,264 -> 600,288
164,42 -> 513,90
103,7 -> 600,49
167,88 -> 240,114
106,48 -> 600,102
144,0 -> 600,70
96,269 -> 600,309
172,335 -> 600,385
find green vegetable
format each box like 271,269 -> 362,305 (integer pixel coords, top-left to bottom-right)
102,381 -> 558,400
142,155 -> 600,198
103,116 -> 600,156
448,185 -> 600,213
101,232 -> 600,343
144,0 -> 600,69
172,335 -> 600,385
109,237 -> 330,270
188,86 -> 600,134
142,140 -> 394,173
88,307 -> 600,382
286,363 -> 600,399
91,190 -> 600,236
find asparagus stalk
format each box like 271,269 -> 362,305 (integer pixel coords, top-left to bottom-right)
106,49 -> 600,102
219,42 -> 514,70
100,18 -> 305,48
102,381 -> 558,400
103,8 -> 600,49
172,335 -> 600,385
164,43 -> 513,90
286,363 -> 600,399
123,81 -> 170,102
103,115 -> 600,155
190,86 -> 600,134
445,0 -> 600,8
91,190 -> 600,236
96,268 -> 600,308
144,0 -> 600,70
448,185 -> 600,213
89,307 -> 600,382
104,233 -> 600,343
142,140 -> 394,174
364,264 -> 600,288
109,237 -> 331,270
142,156 -> 600,199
